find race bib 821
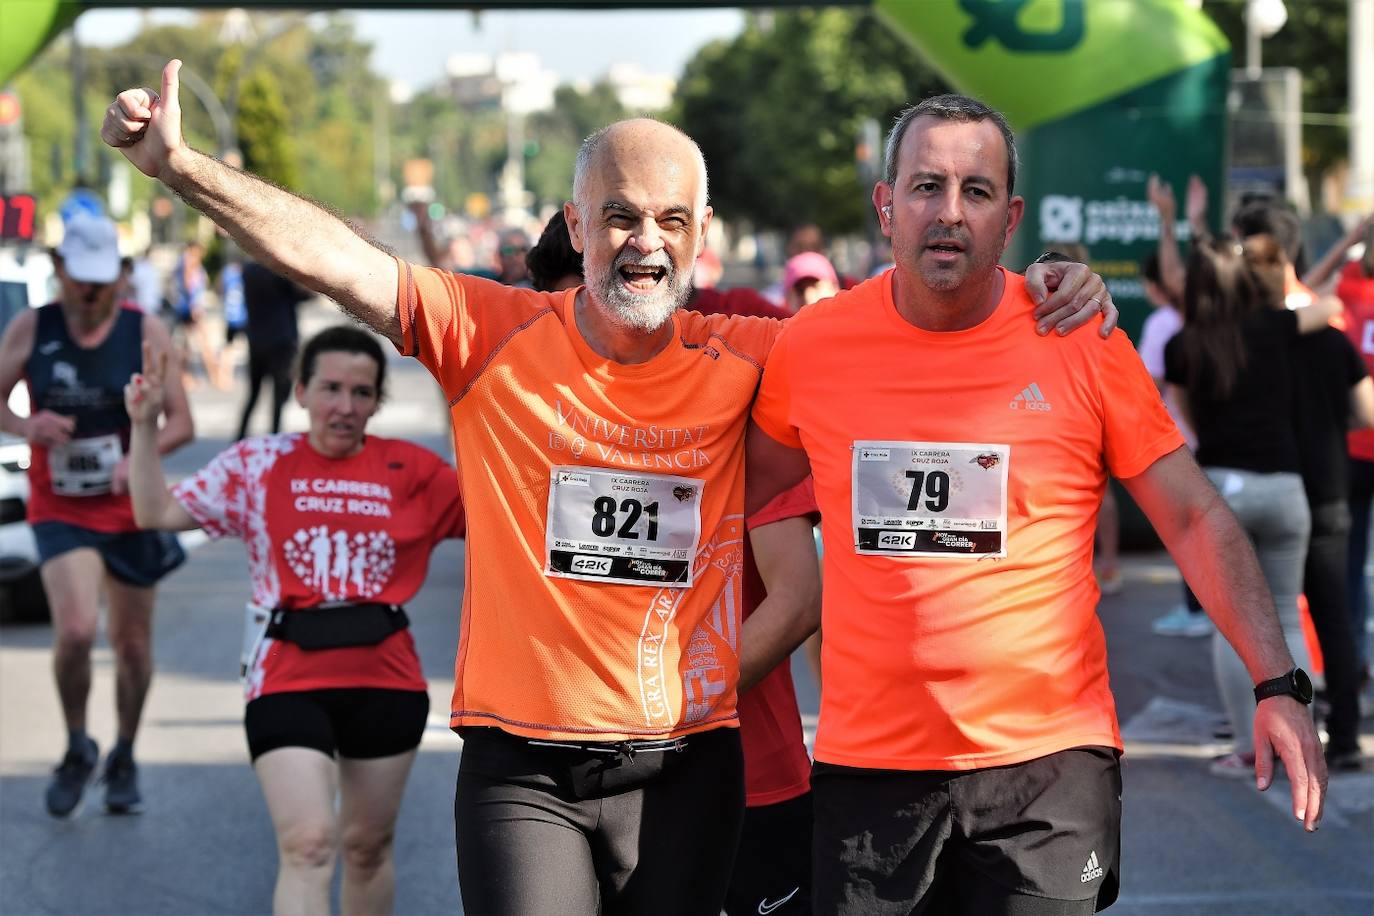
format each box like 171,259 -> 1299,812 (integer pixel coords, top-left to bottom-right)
544,466 -> 703,587
851,441 -> 1009,558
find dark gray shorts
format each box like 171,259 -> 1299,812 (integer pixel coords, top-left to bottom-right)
33,522 -> 186,587
812,746 -> 1122,915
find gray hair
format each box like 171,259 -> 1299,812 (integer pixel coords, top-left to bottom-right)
572,120 -> 710,218
882,94 -> 1019,196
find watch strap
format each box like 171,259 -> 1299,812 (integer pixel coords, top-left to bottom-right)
1252,669 -> 1312,705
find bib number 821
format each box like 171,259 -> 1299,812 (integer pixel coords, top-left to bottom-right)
591,497 -> 660,540
905,470 -> 949,512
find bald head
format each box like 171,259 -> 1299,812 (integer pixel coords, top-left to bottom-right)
573,119 -> 709,218
564,119 -> 713,336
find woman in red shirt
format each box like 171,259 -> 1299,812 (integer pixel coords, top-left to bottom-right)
124,326 -> 466,916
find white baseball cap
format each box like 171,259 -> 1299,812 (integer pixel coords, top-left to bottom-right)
56,212 -> 121,284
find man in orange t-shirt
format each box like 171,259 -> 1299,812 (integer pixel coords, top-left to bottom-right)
103,61 -> 1120,913
748,95 -> 1328,915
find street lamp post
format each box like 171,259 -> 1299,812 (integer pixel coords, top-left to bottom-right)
1245,0 -> 1288,78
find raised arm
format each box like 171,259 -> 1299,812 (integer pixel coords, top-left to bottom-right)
1303,214 -> 1371,291
109,316 -> 194,496
123,340 -> 198,531
1147,174 -> 1187,304
142,314 -> 193,455
1120,448 -> 1326,831
102,60 -> 400,346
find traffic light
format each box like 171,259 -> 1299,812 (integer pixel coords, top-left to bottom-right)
0,88 -> 30,196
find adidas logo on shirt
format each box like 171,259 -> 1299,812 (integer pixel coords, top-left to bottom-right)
1009,381 -> 1052,412
1080,850 -> 1104,884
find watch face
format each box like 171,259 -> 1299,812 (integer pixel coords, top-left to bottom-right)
1292,668 -> 1314,703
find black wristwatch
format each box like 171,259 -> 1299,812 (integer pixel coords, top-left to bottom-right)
1033,250 -> 1073,265
1252,668 -> 1314,705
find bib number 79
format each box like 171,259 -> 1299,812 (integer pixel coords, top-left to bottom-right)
905,470 -> 949,512
591,497 -> 660,540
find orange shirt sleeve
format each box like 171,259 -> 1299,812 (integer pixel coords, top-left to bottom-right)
393,256 -> 562,402
751,321 -> 802,448
1099,329 -> 1187,478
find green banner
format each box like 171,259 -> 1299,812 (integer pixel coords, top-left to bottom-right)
875,0 -> 1228,132
875,0 -> 1230,340
1,1 -> 79,88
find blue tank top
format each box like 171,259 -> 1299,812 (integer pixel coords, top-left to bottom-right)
27,303 -> 142,439
24,304 -> 144,526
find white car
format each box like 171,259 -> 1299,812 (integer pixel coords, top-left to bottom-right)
0,248 -> 51,623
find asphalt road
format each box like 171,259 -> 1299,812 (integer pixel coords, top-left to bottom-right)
1,306 -> 1370,914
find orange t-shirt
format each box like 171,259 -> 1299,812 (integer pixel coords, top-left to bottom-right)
396,260 -> 780,740
752,269 -> 1183,771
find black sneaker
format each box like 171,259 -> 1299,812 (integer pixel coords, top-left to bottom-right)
100,749 -> 142,814
44,737 -> 99,818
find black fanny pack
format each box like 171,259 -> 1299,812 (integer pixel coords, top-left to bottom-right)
266,603 -> 409,650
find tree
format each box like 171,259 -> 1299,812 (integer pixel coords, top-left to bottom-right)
673,10 -> 947,236
235,69 -> 298,191
525,83 -> 628,207
1202,0 -> 1348,187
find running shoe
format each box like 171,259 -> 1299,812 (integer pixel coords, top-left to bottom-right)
100,748 -> 142,814
1151,605 -> 1213,638
1208,751 -> 1256,778
1096,569 -> 1125,596
44,736 -> 99,818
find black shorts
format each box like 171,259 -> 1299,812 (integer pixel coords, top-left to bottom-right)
454,726 -> 745,915
33,522 -> 186,587
725,791 -> 812,915
244,688 -> 429,762
813,746 -> 1122,915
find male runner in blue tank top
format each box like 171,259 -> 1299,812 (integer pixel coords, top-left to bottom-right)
0,212 -> 194,817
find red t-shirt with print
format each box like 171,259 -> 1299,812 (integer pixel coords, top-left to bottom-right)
171,433 -> 465,700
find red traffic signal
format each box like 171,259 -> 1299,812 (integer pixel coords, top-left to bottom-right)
0,93 -> 20,127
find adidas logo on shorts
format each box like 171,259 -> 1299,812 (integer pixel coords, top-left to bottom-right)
1080,850 -> 1104,884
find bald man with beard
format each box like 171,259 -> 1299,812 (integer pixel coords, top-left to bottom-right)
102,61 -> 1115,913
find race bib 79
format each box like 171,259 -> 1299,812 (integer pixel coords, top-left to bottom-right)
851,441 -> 1009,558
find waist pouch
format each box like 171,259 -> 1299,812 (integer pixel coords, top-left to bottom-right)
266,603 -> 409,650
459,726 -> 740,800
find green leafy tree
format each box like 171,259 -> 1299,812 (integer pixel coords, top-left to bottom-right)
235,68 -> 298,191
1202,0 -> 1348,185
526,83 -> 629,207
674,10 -> 947,235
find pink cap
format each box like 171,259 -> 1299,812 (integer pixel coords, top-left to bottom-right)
783,251 -> 838,290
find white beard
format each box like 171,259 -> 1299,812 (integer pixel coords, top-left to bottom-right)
586,249 -> 691,333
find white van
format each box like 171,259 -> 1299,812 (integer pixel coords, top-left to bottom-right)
0,246 -> 51,623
